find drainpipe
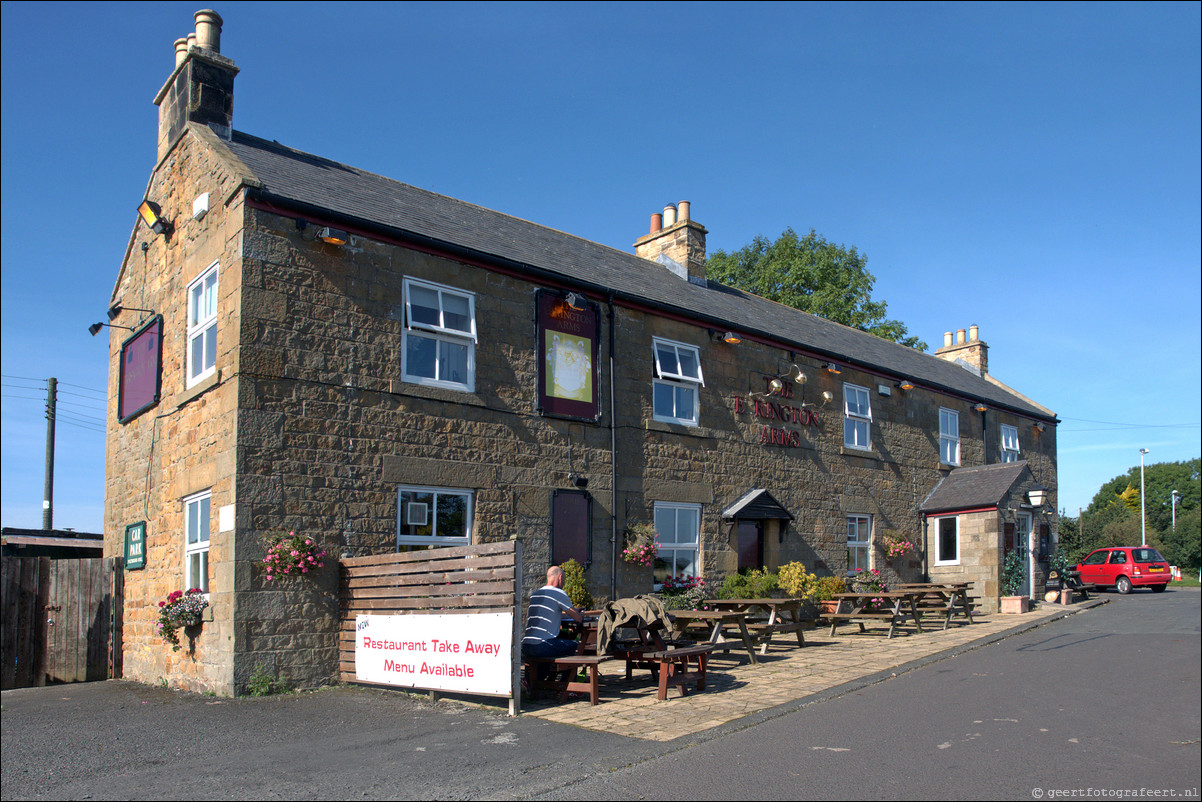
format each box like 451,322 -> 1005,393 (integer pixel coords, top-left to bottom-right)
608,292 -> 619,601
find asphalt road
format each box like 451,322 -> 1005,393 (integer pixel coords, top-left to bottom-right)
2,589 -> 1198,801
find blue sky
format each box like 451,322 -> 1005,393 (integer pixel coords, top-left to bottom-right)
2,1 -> 1199,532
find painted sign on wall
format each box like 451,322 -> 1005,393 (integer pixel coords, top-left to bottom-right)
355,612 -> 513,695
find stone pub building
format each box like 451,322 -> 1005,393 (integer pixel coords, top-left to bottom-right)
102,11 -> 1059,694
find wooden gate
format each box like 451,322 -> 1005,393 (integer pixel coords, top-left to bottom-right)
339,540 -> 522,710
0,557 -> 124,689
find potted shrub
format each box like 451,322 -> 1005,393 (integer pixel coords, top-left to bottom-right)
561,558 -> 593,609
812,576 -> 848,617
1000,550 -> 1030,613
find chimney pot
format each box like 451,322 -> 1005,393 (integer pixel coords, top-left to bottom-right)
943,331 -> 953,347
969,324 -> 979,342
650,213 -> 663,234
194,9 -> 223,53
174,38 -> 190,67
662,204 -> 677,227
956,328 -> 966,344
677,200 -> 690,222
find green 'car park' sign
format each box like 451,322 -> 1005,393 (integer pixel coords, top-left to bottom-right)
124,521 -> 146,570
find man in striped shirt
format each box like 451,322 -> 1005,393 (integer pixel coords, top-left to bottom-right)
522,565 -> 584,672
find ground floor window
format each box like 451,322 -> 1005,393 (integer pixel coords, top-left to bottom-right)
397,485 -> 473,547
653,502 -> 700,585
184,491 -> 211,592
847,515 -> 872,574
934,516 -> 959,566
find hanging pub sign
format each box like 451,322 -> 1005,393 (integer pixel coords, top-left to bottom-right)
124,521 -> 146,570
118,315 -> 164,423
536,290 -> 600,420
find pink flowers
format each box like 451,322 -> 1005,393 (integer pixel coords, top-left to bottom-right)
263,529 -> 328,581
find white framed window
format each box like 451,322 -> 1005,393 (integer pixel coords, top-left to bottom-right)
652,338 -> 704,426
396,485 -> 473,546
939,408 -> 960,465
186,263 -> 218,387
401,277 -> 476,392
653,502 -> 701,584
843,383 -> 871,450
847,515 -> 872,574
1001,424 -> 1020,462
934,516 -> 959,566
184,491 -> 211,592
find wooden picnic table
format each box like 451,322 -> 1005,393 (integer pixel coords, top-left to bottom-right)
826,591 -> 926,638
666,609 -> 759,664
895,583 -> 975,629
705,598 -> 806,655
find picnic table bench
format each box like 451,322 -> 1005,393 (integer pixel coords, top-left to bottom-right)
666,609 -> 759,663
522,654 -> 613,706
641,644 -> 716,700
706,598 -> 806,655
826,591 -> 926,638
896,582 -> 975,629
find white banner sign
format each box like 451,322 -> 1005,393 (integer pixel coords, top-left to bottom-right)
355,612 -> 513,696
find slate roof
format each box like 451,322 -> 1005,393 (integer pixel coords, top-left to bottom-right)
721,489 -> 795,521
214,129 -> 1056,421
919,462 -> 1031,514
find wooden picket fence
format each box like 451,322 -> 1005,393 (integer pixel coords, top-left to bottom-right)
1,557 -> 124,689
338,540 -> 523,710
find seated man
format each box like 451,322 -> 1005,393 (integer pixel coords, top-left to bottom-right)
522,565 -> 584,681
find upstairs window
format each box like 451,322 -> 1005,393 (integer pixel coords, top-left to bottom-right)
843,383 -> 871,450
1001,424 -> 1020,462
402,278 -> 476,392
186,263 -> 218,387
939,408 -> 960,465
652,338 -> 703,426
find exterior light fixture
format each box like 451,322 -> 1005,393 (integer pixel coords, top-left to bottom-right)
1034,422 -> 1046,433
821,390 -> 834,404
897,379 -> 915,391
297,219 -> 348,245
107,304 -> 155,321
137,200 -> 173,236
767,378 -> 785,395
722,331 -> 741,344
89,321 -> 135,336
781,364 -> 806,384
974,403 -> 988,413
825,362 -> 841,374
1027,485 -> 1047,509
565,292 -> 586,310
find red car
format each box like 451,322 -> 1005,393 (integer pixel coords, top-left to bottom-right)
1075,546 -> 1172,594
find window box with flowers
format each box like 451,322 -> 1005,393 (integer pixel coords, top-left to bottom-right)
157,588 -> 209,652
262,530 -> 328,581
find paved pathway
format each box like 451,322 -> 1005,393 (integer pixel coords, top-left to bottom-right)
522,600 -> 1101,741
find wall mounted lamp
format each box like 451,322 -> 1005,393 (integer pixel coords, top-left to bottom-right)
767,378 -> 785,395
88,321 -> 135,337
897,379 -> 915,391
821,390 -> 834,404
107,304 -> 155,321
297,219 -> 349,245
1027,485 -> 1048,509
781,364 -> 807,384
825,362 -> 841,374
137,200 -> 173,237
710,329 -> 741,344
974,403 -> 988,413
1034,422 -> 1046,433
565,292 -> 586,310
569,473 -> 589,488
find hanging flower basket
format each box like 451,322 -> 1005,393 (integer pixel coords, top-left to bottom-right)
880,529 -> 915,559
620,523 -> 659,567
157,589 -> 208,652
263,530 -> 328,580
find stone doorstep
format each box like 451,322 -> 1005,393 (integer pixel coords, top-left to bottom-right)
521,605 -> 1080,740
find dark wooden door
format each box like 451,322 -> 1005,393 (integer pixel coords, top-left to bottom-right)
737,521 -> 763,571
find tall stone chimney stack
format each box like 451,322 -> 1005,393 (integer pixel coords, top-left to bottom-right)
935,324 -> 989,374
154,10 -> 238,161
634,201 -> 708,286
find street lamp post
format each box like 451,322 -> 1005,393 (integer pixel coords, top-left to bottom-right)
1171,489 -> 1180,531
1139,448 -> 1150,547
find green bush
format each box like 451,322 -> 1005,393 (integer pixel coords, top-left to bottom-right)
810,575 -> 847,601
561,559 -> 593,609
247,663 -> 287,696
717,568 -> 779,599
1001,550 -> 1025,597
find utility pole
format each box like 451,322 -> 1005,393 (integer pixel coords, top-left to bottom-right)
43,377 -> 57,530
1138,447 -> 1149,547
